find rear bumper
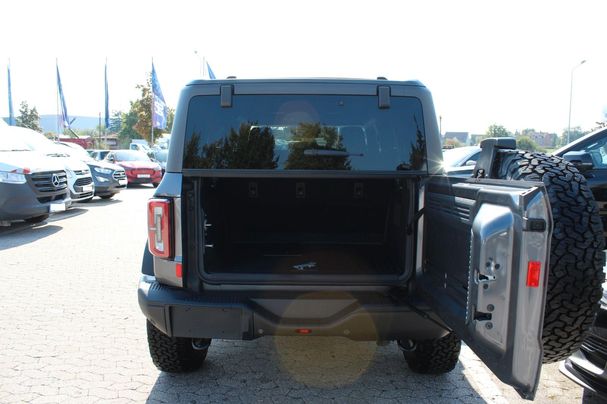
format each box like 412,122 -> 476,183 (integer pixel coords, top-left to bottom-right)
138,275 -> 447,341
560,303 -> 607,398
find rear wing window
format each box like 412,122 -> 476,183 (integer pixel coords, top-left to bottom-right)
182,95 -> 426,172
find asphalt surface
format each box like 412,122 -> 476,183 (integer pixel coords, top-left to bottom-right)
0,186 -> 600,403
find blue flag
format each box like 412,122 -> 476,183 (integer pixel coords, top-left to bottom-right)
104,62 -> 110,129
206,61 -> 216,80
7,63 -> 15,126
56,63 -> 70,129
151,62 -> 168,129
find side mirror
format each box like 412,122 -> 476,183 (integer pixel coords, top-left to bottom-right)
464,160 -> 477,167
562,151 -> 594,173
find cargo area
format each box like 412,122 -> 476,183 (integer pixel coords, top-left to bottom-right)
192,177 -> 415,283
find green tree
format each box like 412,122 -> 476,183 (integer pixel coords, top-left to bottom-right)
516,136 -> 543,152
485,124 -> 512,138
117,109 -> 140,148
559,126 -> 585,146
131,76 -> 174,143
16,101 -> 42,132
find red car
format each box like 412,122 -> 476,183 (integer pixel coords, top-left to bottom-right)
105,150 -> 162,187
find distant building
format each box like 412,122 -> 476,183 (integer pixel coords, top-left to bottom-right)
527,131 -> 558,148
444,131 -> 469,145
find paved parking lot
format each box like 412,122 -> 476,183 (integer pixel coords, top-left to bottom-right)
0,186 -> 598,403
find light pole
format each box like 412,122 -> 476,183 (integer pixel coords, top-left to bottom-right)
567,59 -> 586,144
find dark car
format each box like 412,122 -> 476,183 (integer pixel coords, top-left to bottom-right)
560,279 -> 607,400
553,127 -> 607,239
137,78 -> 605,400
56,142 -> 127,200
106,150 -> 162,187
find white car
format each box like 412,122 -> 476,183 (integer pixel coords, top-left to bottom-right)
0,126 -> 94,203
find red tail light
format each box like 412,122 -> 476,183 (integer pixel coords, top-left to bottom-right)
526,261 -> 541,288
148,198 -> 172,258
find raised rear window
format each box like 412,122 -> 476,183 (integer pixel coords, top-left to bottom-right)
183,94 -> 426,171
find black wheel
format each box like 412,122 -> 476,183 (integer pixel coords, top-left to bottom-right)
400,332 -> 461,374
24,214 -> 49,224
496,150 -> 605,363
100,194 -> 114,200
146,320 -> 210,372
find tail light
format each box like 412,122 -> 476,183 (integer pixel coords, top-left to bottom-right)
148,198 -> 173,258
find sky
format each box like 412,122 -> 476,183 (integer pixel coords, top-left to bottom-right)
1,0 -> 606,135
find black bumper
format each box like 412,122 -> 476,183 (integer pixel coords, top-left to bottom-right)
560,304 -> 607,398
138,275 -> 447,341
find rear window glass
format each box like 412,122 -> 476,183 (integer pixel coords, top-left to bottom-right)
183,95 -> 426,171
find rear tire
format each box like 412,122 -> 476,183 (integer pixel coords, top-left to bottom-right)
400,332 -> 461,374
146,321 -> 209,372
496,151 -> 605,363
24,214 -> 49,224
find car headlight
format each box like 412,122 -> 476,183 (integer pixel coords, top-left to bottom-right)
0,171 -> 26,184
93,167 -> 113,175
65,168 -> 75,178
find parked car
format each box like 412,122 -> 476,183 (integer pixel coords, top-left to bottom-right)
149,149 -> 168,175
56,142 -> 127,200
553,127 -> 607,239
0,135 -> 70,225
88,149 -> 110,161
442,145 -> 481,170
105,150 -> 162,186
129,140 -> 151,153
138,78 -> 604,400
560,279 -> 607,399
0,126 -> 94,203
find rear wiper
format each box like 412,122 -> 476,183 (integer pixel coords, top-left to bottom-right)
303,149 -> 363,157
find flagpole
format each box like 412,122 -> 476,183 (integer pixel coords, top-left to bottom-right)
151,59 -> 154,145
56,58 -> 60,138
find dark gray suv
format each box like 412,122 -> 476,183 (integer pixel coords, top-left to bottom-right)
138,79 -> 604,399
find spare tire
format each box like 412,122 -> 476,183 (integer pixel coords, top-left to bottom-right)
496,150 -> 605,363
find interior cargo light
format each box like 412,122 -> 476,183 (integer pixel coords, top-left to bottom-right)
147,198 -> 172,258
526,261 -> 541,288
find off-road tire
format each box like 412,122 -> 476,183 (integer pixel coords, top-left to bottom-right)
401,332 -> 461,374
496,150 -> 605,363
146,321 -> 209,372
24,214 -> 49,224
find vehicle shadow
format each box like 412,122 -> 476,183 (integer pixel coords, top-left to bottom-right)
0,223 -> 62,250
145,337 -> 488,403
47,208 -> 88,223
79,198 -> 122,207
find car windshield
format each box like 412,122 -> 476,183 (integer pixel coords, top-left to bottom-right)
56,143 -> 93,161
442,147 -> 478,167
0,136 -> 32,152
115,150 -> 151,162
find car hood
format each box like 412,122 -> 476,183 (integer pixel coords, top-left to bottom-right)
87,160 -> 124,171
0,150 -> 66,173
118,161 -> 160,170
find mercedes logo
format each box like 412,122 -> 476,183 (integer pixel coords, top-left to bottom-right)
51,174 -> 61,188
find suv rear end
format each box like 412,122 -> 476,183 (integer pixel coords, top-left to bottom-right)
139,79 -> 563,398
140,79 -> 442,340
